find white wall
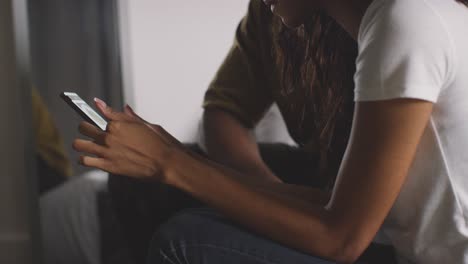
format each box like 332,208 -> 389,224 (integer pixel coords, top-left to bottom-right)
118,0 -> 250,142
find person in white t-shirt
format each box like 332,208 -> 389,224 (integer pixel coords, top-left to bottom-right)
73,0 -> 468,263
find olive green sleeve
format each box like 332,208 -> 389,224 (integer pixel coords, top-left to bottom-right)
203,0 -> 279,128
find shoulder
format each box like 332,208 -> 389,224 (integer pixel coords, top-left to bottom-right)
357,0 -> 454,65
354,0 -> 456,102
359,0 -> 449,44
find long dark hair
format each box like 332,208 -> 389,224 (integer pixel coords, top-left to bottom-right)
272,13 -> 357,186
272,0 -> 467,186
458,0 -> 468,6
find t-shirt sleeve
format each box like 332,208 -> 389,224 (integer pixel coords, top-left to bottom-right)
354,0 -> 455,103
203,0 -> 277,128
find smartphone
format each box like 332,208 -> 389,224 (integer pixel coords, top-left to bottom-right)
60,92 -> 108,131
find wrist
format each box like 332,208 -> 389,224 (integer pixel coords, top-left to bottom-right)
162,147 -> 195,189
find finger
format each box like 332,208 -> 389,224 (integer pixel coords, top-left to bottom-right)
80,155 -> 157,179
79,121 -> 105,140
124,104 -> 149,124
123,104 -> 134,118
94,97 -> 133,122
151,125 -> 182,146
125,105 -> 142,120
79,155 -> 113,172
106,120 -> 129,136
118,143 -> 159,174
73,139 -> 109,158
124,106 -> 172,142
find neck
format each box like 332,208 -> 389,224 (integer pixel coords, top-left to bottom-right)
320,0 -> 373,40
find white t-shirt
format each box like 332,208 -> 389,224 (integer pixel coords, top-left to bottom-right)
354,0 -> 468,263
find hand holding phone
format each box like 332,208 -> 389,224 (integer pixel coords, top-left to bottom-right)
60,92 -> 108,131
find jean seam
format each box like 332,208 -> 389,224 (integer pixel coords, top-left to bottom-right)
165,243 -> 312,264
159,248 -> 178,264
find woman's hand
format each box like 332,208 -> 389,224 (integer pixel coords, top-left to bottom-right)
122,103 -> 182,147
72,98 -> 182,182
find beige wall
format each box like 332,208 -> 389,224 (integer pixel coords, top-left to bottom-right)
118,0 -> 295,145
0,0 -> 39,263
118,0 -> 250,142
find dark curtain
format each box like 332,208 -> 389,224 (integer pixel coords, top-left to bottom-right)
29,0 -> 123,175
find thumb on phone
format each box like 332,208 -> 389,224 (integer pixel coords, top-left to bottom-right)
94,97 -> 130,122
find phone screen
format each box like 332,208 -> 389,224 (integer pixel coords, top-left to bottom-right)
61,92 -> 108,131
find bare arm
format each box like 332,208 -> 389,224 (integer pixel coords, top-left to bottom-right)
203,108 -> 330,204
165,99 -> 433,262
203,109 -> 280,182
74,99 -> 432,262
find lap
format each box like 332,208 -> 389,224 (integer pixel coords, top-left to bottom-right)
108,144 -> 320,262
147,208 -> 335,264
111,144 -> 395,263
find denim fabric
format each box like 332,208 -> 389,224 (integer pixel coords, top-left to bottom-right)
108,144 -> 320,263
147,208 -> 336,264
110,144 -> 395,263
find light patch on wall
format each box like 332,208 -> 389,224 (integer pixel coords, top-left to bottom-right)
119,0 -> 250,141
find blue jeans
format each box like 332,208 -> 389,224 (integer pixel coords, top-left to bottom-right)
147,208 -> 339,264
111,144 -> 395,263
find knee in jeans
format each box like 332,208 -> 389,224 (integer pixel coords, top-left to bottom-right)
147,209 -> 215,263
147,223 -> 185,263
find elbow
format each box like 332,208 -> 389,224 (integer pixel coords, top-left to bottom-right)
327,240 -> 365,264
312,222 -> 369,264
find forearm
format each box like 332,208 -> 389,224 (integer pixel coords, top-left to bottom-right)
188,147 -> 330,205
203,109 -> 280,182
202,109 -> 331,203
165,150 -> 343,261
